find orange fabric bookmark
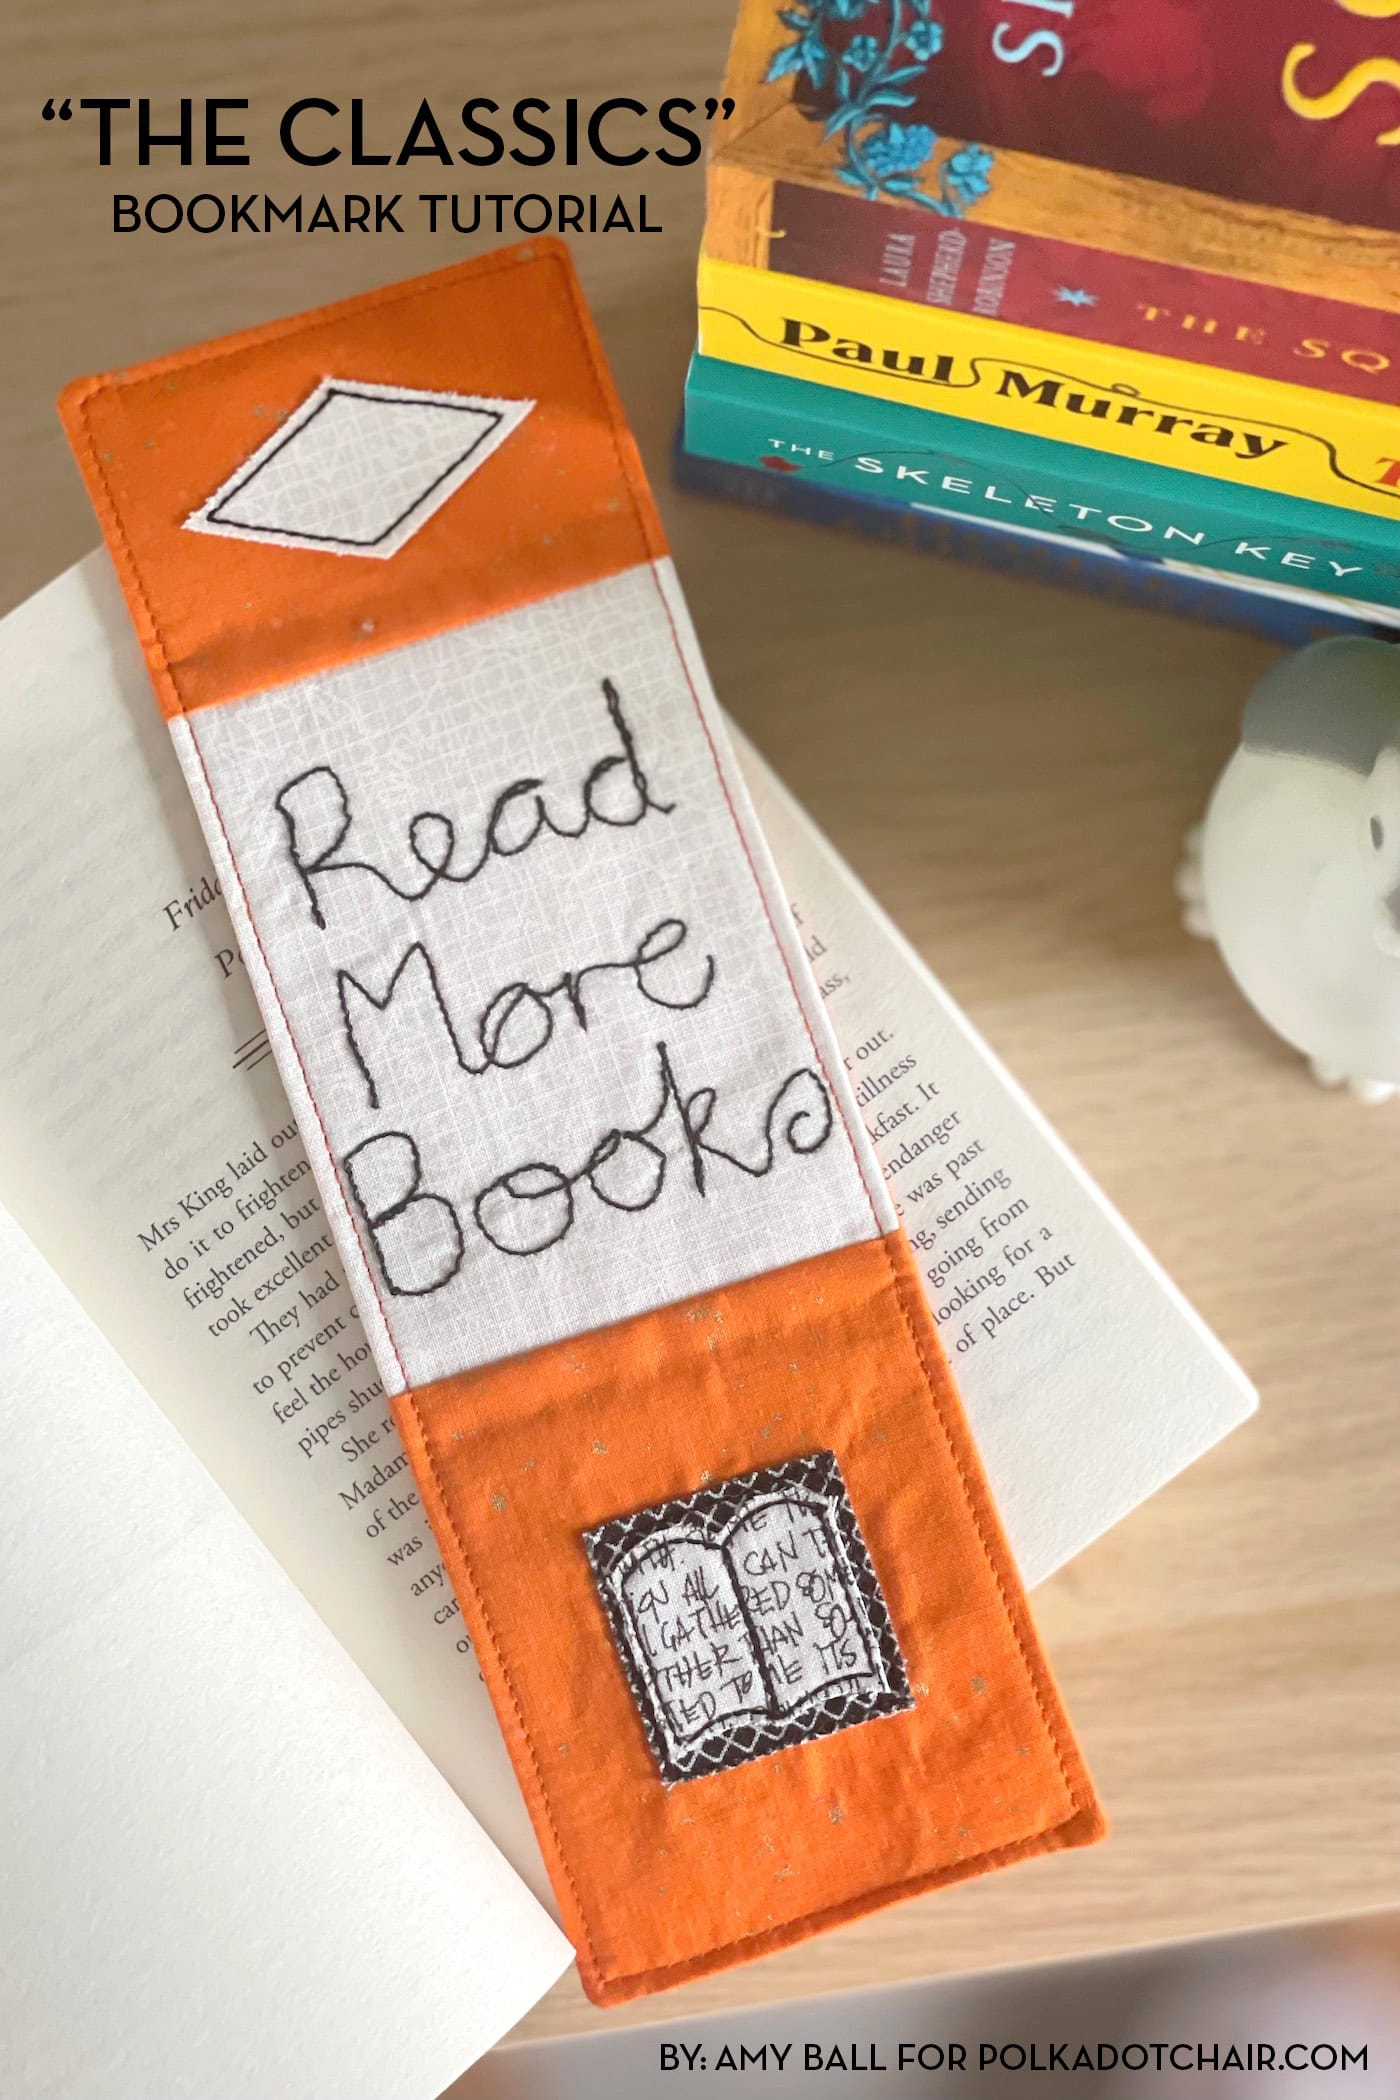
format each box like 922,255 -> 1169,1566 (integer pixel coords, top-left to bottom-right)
396,1231 -> 1101,2003
60,241 -> 1104,2006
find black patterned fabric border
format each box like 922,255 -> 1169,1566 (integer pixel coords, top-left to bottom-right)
583,1450 -> 912,1785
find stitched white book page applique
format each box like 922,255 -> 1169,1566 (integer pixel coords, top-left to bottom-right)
584,1452 -> 912,1785
183,379 -> 535,560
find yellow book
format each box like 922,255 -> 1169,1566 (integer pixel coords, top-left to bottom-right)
697,253 -> 1400,526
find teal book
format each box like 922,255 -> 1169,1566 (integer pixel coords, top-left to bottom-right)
673,441 -> 1397,649
683,353 -> 1400,617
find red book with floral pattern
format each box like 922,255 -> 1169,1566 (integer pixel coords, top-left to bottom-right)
772,0 -> 1400,232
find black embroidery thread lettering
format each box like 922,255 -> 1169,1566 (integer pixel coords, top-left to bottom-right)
472,1040 -> 833,1257
275,679 -> 675,929
336,917 -> 717,1111
342,1044 -> 833,1295
342,1130 -> 464,1297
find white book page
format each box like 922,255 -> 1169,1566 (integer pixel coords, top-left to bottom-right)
738,737 -> 1256,1583
0,1204 -> 570,2100
0,555 -> 550,1893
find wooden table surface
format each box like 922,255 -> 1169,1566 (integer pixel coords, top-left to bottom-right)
5,0 -> 1398,2049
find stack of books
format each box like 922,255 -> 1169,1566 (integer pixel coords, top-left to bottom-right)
680,0 -> 1400,643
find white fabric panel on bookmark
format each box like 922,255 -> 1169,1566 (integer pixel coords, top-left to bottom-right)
174,557 -> 891,1392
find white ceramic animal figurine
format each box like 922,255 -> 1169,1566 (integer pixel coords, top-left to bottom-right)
1178,637 -> 1400,1102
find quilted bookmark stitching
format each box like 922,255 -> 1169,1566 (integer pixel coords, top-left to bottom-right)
394,1335 -> 1084,2002
882,1233 -> 1082,1811
64,246 -> 1102,2004
73,267 -> 886,1376
72,266 -> 1082,1791
640,558 -> 884,1230
76,269 -> 1081,1795
392,1388 -> 604,1979
65,242 -> 664,716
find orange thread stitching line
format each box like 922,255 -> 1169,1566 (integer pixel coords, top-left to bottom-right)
594,1800 -> 1072,1997
65,376 -> 183,720
396,1387 -> 603,1976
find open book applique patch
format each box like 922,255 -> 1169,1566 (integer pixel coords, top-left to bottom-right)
183,379 -> 535,559
584,1452 -> 912,1784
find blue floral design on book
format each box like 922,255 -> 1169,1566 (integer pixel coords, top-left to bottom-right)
765,0 -> 994,215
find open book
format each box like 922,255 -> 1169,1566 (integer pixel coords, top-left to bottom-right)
583,1451 -> 914,1785
0,556 -> 1253,2098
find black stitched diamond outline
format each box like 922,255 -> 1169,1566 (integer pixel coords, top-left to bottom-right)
199,385 -> 507,549
584,1451 -> 912,1785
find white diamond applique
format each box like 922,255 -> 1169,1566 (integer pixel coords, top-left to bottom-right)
184,378 -> 534,560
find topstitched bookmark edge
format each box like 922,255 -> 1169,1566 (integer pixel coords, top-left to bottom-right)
392,1228 -> 1105,2006
170,700 -> 408,1389
58,244 -> 1106,2007
57,237 -> 668,718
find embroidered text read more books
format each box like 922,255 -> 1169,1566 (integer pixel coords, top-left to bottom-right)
176,555 -> 887,1390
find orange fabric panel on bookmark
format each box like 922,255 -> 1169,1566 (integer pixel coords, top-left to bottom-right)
59,241 -> 1104,2006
